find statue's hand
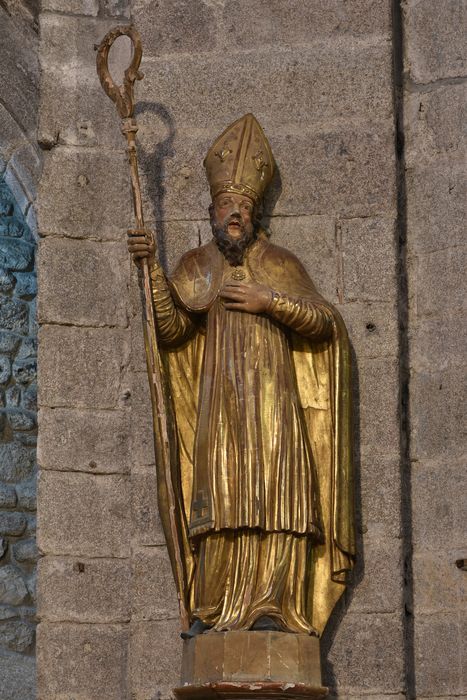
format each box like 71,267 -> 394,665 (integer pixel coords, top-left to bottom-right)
219,280 -> 273,314
127,228 -> 156,267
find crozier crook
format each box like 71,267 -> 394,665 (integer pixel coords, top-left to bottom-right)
95,25 -> 191,631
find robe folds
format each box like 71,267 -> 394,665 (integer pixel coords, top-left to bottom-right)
148,233 -> 355,635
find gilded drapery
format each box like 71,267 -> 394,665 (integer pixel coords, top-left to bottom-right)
149,234 -> 355,635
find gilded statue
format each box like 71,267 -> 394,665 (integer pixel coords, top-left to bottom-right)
127,113 -> 355,640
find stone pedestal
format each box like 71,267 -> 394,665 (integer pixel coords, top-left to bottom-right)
173,631 -> 328,699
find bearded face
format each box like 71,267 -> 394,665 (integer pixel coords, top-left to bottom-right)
210,193 -> 258,266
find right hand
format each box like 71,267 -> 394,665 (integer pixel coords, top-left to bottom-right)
127,228 -> 156,267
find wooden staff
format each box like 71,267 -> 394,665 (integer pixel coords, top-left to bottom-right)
95,25 -> 189,630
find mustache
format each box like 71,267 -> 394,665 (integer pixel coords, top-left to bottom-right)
212,218 -> 255,266
223,213 -> 243,228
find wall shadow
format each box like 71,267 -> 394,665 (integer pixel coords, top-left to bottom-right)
320,342 -> 364,695
134,101 -> 176,271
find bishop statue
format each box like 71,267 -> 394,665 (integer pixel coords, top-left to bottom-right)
127,114 -> 355,643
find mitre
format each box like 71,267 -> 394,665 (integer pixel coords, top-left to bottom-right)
204,113 -> 275,204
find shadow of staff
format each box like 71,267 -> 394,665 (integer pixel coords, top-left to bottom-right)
135,100 -> 176,271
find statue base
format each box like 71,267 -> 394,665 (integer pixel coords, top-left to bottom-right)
173,631 -> 328,699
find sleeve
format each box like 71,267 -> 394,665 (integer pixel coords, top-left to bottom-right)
149,262 -> 197,348
267,291 -> 333,341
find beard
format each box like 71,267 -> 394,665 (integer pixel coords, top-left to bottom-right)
212,214 -> 256,266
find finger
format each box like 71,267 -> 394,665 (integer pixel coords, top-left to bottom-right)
224,302 -> 247,310
128,230 -> 155,246
219,285 -> 246,295
132,251 -> 151,259
220,285 -> 247,295
128,243 -> 152,251
219,291 -> 246,302
127,237 -> 148,246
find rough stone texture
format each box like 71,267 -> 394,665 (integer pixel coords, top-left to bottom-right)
140,42 -> 393,132
358,454 -> 401,536
132,546 -> 179,621
38,471 -> 130,558
38,237 -> 130,327
41,0 -> 99,15
0,16 -> 41,492
130,619 -> 183,700
346,535 -> 402,615
324,613 -> 405,694
131,0 -> 218,58
414,613 -> 465,697
0,486 -> 16,510
0,620 -> 34,652
358,357 -> 400,454
412,551 -> 466,615
131,470 -> 166,546
38,325 -> 130,409
269,216 -> 337,303
0,651 -> 35,700
130,371 -> 157,468
339,217 -> 397,303
403,0 -> 467,695
39,14 -> 134,151
0,514 -> 27,538
12,539 -> 38,565
38,407 -> 130,473
339,301 -> 399,361
0,7 -> 38,142
37,623 -> 129,700
38,556 -> 131,623
0,178 -> 38,695
15,481 -> 36,511
37,147 -> 131,239
411,460 -> 465,552
403,0 -> 466,83
411,369 -> 464,461
0,566 -> 29,606
221,0 -> 392,44
0,442 -> 36,483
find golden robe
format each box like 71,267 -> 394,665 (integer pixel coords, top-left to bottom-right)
149,234 -> 355,635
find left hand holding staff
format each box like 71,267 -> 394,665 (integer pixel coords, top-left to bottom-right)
127,228 -> 156,267
95,25 -> 190,630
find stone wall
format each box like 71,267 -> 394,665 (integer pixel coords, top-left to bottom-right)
33,1 -> 465,699
0,179 -> 38,699
36,2 -> 135,699
0,1 -> 40,698
403,1 -> 466,698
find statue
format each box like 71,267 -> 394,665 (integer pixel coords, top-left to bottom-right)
128,113 -> 355,639
96,27 -> 354,697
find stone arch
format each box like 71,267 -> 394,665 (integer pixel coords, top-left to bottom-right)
0,0 -> 41,240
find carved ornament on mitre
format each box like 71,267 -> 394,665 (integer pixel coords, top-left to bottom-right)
204,113 -> 275,204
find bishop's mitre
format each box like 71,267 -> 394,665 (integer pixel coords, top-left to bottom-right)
204,113 -> 275,204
